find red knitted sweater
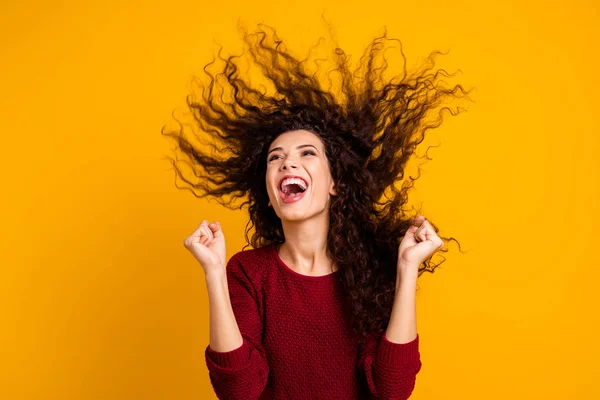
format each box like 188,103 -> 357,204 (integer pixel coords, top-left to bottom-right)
204,243 -> 422,399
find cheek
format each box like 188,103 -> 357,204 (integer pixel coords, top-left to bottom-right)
265,172 -> 276,195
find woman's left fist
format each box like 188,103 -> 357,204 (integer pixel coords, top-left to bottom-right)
398,215 -> 444,273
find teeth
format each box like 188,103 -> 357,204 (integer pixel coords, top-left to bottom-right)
281,177 -> 308,192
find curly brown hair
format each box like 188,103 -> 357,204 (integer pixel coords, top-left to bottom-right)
162,23 -> 473,343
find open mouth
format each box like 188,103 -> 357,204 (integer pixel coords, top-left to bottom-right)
278,177 -> 309,203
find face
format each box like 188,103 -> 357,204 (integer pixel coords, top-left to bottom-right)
265,130 -> 337,222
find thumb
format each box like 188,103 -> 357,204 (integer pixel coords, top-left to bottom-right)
413,239 -> 440,260
420,238 -> 444,254
208,222 -> 223,237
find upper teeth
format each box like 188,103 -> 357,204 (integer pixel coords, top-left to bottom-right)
281,177 -> 308,191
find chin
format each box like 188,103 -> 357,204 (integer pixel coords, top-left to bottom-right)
278,210 -> 310,222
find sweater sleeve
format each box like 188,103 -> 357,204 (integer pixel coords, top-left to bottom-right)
358,330 -> 422,400
204,254 -> 270,400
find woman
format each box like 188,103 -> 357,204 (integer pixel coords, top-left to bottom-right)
169,24 -> 469,399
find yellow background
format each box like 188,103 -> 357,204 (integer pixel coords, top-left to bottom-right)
1,0 -> 598,399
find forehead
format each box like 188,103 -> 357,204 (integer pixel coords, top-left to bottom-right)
268,129 -> 322,150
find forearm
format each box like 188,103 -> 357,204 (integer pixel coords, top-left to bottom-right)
385,266 -> 418,344
361,267 -> 421,399
205,269 -> 244,352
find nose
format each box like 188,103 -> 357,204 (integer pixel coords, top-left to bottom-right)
281,157 -> 298,170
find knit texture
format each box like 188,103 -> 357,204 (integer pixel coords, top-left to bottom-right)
205,243 -> 422,399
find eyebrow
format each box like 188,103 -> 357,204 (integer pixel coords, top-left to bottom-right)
268,144 -> 319,155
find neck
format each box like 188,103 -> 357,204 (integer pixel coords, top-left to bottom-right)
279,210 -> 337,275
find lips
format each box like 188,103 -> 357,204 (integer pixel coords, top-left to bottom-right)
278,187 -> 307,204
278,175 -> 309,191
277,174 -> 309,204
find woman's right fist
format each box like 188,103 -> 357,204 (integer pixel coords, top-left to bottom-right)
183,220 -> 227,275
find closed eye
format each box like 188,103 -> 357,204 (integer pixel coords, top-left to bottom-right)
268,150 -> 316,162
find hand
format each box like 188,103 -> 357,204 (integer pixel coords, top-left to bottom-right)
397,215 -> 444,275
183,220 -> 227,275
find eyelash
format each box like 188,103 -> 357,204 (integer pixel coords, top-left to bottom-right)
268,150 -> 315,162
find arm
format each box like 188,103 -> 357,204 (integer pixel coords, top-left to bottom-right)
204,254 -> 270,400
358,272 -> 422,400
